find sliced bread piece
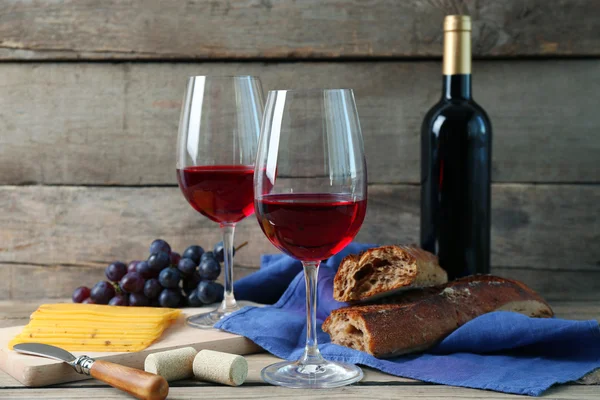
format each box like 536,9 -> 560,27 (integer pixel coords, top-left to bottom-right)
333,245 -> 447,302
322,275 -> 554,358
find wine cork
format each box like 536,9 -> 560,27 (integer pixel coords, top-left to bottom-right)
193,349 -> 248,386
144,347 -> 197,381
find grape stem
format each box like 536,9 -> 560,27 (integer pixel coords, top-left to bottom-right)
234,241 -> 249,252
112,282 -> 122,294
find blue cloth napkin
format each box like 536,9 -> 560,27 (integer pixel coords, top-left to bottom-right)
219,243 -> 600,396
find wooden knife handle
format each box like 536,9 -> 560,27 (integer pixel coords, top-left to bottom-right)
90,359 -> 169,400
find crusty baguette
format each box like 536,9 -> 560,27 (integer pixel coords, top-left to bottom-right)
333,245 -> 447,302
322,275 -> 553,358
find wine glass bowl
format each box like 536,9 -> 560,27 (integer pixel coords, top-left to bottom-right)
254,88 -> 367,388
177,165 -> 255,224
255,193 -> 366,261
176,76 -> 264,328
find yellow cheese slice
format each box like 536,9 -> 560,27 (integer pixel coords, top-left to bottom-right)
9,303 -> 182,352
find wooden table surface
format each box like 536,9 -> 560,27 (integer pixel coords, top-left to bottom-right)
1,300 -> 598,400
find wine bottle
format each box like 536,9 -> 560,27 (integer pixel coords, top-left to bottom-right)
420,15 -> 492,280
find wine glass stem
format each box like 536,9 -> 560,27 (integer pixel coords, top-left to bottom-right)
219,223 -> 238,312
300,261 -> 325,365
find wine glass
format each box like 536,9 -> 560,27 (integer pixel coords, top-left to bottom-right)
176,76 -> 264,328
254,89 -> 367,388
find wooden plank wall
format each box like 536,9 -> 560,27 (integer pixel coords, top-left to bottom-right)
0,0 -> 599,301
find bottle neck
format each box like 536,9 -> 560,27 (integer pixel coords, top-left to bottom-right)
443,74 -> 471,100
442,19 -> 471,100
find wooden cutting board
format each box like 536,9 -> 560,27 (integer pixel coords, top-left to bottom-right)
0,305 -> 262,387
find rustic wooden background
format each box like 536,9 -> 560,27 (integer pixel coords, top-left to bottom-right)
0,0 -> 599,302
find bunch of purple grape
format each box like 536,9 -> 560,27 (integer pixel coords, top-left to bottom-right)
72,239 -> 229,308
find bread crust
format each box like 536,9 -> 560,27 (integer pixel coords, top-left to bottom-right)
323,275 -> 554,358
333,245 -> 447,302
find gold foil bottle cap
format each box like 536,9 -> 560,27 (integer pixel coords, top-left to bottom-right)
444,15 -> 471,32
443,15 -> 471,75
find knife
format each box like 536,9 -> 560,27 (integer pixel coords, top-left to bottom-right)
13,343 -> 168,400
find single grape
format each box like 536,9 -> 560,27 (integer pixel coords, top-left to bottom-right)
159,288 -> 181,308
137,261 -> 156,279
90,281 -> 116,304
213,241 -> 234,263
72,286 -> 91,303
119,272 -> 145,294
170,251 -> 181,267
129,292 -> 150,307
182,271 -> 202,295
83,297 -> 95,304
186,289 -> 204,307
183,245 -> 204,264
197,281 -> 220,304
147,251 -> 171,273
200,251 -> 216,263
143,279 -> 162,299
159,267 -> 181,289
150,239 -> 171,255
108,295 -> 128,306
105,261 -> 127,282
127,260 -> 140,273
199,257 -> 221,281
177,258 -> 197,276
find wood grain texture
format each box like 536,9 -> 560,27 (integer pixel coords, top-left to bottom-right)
0,269 -> 10,301
0,61 -> 599,185
489,268 -> 600,302
0,302 -> 39,328
0,0 -> 598,60
0,184 -> 598,300
579,369 -> 600,386
550,302 -> 600,322
0,384 -> 598,399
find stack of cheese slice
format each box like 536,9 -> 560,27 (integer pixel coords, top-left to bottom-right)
9,303 -> 182,352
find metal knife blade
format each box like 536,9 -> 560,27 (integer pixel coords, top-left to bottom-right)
13,343 -> 77,363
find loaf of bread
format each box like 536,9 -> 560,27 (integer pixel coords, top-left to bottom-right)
322,275 -> 553,358
333,245 -> 448,302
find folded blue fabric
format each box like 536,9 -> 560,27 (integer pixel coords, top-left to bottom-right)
221,243 -> 600,396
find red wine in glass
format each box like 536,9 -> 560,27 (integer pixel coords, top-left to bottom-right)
177,165 -> 255,224
255,193 -> 366,261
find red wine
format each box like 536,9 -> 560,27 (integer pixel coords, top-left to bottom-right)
177,165 -> 255,224
420,16 -> 492,280
255,193 -> 367,262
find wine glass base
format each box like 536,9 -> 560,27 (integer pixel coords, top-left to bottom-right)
261,359 -> 363,388
186,305 -> 241,329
